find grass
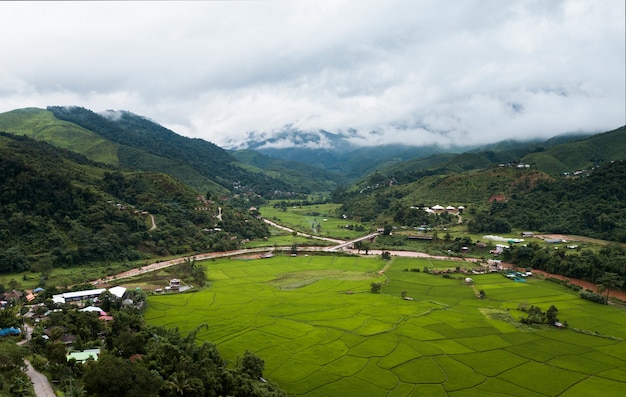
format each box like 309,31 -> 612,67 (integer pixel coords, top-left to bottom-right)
144,254 -> 626,396
0,108 -> 120,164
260,202 -> 367,240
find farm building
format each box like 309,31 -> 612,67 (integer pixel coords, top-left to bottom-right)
169,279 -> 181,290
52,286 -> 127,305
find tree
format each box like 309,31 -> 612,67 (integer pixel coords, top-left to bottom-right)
162,371 -> 205,397
597,272 -> 624,304
381,251 -> 391,260
239,350 -> 265,380
382,225 -> 393,236
362,242 -> 371,255
0,305 -> 20,329
0,341 -> 26,372
84,354 -> 161,397
46,341 -> 68,365
370,282 -> 382,293
7,278 -> 20,291
546,305 -> 559,325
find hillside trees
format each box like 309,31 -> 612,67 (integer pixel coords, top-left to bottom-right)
0,133 -> 272,274
467,209 -> 512,234
48,106 -> 295,196
504,243 -> 626,291
489,161 -> 625,241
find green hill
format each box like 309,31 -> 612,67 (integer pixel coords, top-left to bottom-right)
0,132 -> 269,274
0,108 -> 120,164
521,126 -> 626,175
46,106 -> 300,196
231,149 -> 344,193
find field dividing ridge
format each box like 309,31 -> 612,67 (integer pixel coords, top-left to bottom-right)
145,255 -> 626,396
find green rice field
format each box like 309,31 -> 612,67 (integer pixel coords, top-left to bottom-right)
260,203 -> 365,240
144,255 -> 626,396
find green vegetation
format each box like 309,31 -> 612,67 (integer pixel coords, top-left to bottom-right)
19,291 -> 284,396
0,132 -> 269,276
0,107 -> 120,165
145,255 -> 626,396
231,149 -> 343,193
0,341 -> 31,396
261,202 -> 367,240
487,160 -> 626,242
521,126 -> 626,175
47,106 -> 297,197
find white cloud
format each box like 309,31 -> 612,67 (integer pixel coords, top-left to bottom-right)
0,0 -> 623,148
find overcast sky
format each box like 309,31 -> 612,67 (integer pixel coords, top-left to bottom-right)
0,0 -> 624,148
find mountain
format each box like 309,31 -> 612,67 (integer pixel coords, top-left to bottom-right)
230,149 -> 344,193
0,131 -> 271,273
0,107 -> 120,164
232,128 -> 473,180
363,126 -> 625,181
47,106 -> 288,195
0,106 -> 332,197
520,126 -> 626,175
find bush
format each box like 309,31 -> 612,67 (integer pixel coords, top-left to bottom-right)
580,290 -> 606,304
30,354 -> 48,371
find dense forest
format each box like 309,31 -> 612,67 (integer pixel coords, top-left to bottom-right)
0,132 -> 269,274
47,106 -> 297,197
471,161 -> 626,242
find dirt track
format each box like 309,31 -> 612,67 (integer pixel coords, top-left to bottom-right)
532,269 -> 626,301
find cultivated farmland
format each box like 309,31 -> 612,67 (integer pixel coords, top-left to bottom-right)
144,255 -> 626,396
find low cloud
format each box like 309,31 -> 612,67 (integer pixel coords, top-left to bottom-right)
0,0 -> 623,148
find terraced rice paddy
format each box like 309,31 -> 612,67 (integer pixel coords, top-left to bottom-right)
145,255 -> 626,396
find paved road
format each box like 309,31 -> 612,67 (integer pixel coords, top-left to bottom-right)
18,325 -> 56,397
24,360 -> 56,397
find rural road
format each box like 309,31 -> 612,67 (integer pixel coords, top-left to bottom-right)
24,360 -> 56,397
18,325 -> 56,397
98,220 -> 478,285
99,218 -> 623,301
262,219 -> 345,244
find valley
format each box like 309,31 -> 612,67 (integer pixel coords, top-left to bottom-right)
0,106 -> 624,397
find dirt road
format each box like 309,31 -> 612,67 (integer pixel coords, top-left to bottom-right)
532,269 -> 626,301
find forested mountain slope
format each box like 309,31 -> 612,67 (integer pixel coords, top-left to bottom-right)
231,149 -> 344,192
485,160 -> 626,242
0,132 -> 269,274
0,107 -> 120,164
521,126 -> 625,175
47,106 -> 292,196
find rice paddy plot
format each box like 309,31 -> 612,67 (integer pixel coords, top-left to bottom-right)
145,255 -> 626,396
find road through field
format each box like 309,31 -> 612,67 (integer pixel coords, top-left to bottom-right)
97,218 -> 625,303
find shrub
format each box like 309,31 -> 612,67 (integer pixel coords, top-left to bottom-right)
580,290 -> 606,304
